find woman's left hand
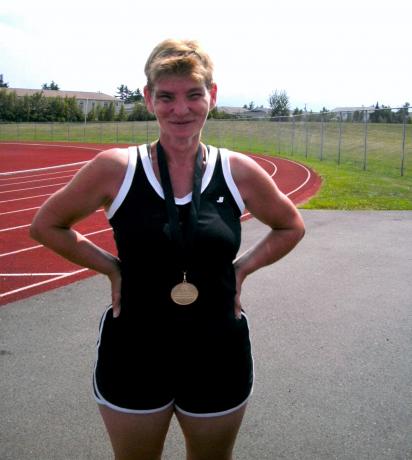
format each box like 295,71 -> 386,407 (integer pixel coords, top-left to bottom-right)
234,262 -> 246,319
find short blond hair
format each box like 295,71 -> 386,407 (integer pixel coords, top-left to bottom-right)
144,39 -> 214,91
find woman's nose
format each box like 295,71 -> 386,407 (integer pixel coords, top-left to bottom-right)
173,98 -> 190,115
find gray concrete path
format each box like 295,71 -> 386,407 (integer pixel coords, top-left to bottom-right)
1,211 -> 411,459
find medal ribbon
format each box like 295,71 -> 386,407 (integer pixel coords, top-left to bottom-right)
156,141 -> 203,274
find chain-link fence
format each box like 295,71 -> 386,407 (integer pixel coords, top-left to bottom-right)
0,108 -> 410,176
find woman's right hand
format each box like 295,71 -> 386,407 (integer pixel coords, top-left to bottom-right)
108,262 -> 122,318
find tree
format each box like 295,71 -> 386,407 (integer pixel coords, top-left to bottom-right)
268,90 -> 290,118
117,84 -> 144,103
208,107 -> 236,119
0,74 -> 9,87
127,102 -> 155,121
100,102 -> 115,121
129,88 -> 143,103
116,104 -> 127,121
42,81 -> 59,90
116,84 -> 130,101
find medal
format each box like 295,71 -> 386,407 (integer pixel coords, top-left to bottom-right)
156,141 -> 204,306
171,272 -> 199,305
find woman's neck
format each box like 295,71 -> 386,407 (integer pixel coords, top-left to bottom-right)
156,134 -> 201,166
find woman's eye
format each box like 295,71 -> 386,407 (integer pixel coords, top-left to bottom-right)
158,94 -> 172,102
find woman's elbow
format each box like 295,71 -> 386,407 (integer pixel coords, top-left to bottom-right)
297,221 -> 306,241
30,213 -> 54,244
29,218 -> 45,243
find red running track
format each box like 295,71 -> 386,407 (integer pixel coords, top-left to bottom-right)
0,142 -> 321,306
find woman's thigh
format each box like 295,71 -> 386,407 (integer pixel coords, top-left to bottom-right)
175,403 -> 247,460
98,404 -> 174,460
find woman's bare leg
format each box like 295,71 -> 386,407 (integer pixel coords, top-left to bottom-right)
98,404 -> 174,460
175,403 -> 247,460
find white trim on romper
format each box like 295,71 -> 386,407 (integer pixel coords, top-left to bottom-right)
219,148 -> 245,213
176,311 -> 254,418
139,143 -> 218,205
104,144 -> 245,217
105,147 -> 137,220
92,305 -> 175,414
93,310 -> 254,417
175,395 -> 250,419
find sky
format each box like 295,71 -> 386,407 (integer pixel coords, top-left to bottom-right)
1,0 -> 411,112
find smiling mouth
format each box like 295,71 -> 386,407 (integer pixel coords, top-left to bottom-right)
170,120 -> 193,125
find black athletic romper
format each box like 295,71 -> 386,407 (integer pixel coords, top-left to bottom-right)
93,144 -> 254,417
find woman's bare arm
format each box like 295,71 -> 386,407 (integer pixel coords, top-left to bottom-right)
230,152 -> 305,316
30,148 -> 127,316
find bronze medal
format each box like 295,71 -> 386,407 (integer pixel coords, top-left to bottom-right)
157,142 -> 203,307
171,273 -> 198,305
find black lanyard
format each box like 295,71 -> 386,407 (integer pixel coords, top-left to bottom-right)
156,141 -> 203,272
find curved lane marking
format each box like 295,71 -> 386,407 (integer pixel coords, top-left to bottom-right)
0,146 -> 313,301
241,155 -> 311,220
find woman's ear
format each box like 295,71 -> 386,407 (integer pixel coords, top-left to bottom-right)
209,83 -> 218,110
143,85 -> 154,113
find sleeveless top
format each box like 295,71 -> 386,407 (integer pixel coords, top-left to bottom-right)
106,144 -> 245,320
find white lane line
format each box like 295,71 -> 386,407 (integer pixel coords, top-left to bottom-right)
0,209 -> 104,232
0,168 -> 80,183
1,272 -> 71,276
0,268 -> 89,298
0,142 -> 101,150
0,142 -> 103,176
0,174 -> 74,187
0,182 -> 67,194
281,158 -> 312,196
0,160 -> 88,176
0,193 -> 52,204
241,155 -> 312,220
249,154 -> 277,177
0,227 -> 112,258
0,206 -> 40,216
0,223 -> 30,232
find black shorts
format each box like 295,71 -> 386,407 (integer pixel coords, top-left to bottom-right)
93,306 -> 254,417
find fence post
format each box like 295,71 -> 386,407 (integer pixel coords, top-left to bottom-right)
338,112 -> 343,164
304,113 -> 309,159
291,115 -> 295,155
400,109 -> 407,176
320,114 -> 324,160
363,110 -> 368,170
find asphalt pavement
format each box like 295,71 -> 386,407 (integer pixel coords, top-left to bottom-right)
1,210 -> 411,460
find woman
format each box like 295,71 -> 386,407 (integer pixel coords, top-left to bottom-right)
31,39 -> 305,460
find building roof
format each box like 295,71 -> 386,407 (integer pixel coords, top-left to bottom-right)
218,106 -> 250,115
331,106 -> 375,112
218,106 -> 271,116
4,88 -> 117,101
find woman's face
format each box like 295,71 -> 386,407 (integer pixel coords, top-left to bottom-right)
144,75 -> 217,141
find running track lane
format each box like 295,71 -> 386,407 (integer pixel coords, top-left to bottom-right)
0,142 -> 321,306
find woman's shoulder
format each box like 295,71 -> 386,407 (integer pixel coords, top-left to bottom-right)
213,146 -> 258,181
92,147 -> 130,170
82,147 -> 135,201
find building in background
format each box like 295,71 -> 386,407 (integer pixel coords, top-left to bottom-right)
3,88 -> 123,116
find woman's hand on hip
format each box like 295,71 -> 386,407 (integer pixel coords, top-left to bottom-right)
108,262 -> 122,318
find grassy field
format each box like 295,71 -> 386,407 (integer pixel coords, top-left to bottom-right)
1,120 -> 411,210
